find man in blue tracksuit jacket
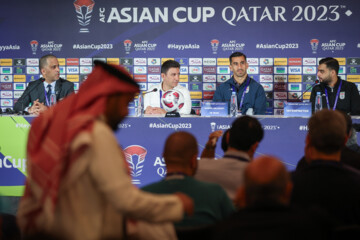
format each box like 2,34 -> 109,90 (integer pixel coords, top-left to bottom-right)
213,52 -> 266,115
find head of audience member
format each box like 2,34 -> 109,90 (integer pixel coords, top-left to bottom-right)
305,109 -> 347,162
161,60 -> 181,91
317,57 -> 339,86
221,129 -> 230,152
163,131 -> 198,176
39,54 -> 60,84
228,116 -> 264,159
340,111 -> 358,147
229,52 -> 249,81
235,156 -> 292,208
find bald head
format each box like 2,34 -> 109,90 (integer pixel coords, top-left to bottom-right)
243,156 -> 291,206
163,132 -> 198,170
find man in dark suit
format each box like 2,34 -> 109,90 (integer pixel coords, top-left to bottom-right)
14,54 -> 74,114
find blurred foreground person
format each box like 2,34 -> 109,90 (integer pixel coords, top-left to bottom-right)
17,61 -> 193,240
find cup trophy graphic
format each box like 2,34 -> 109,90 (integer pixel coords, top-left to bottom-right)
210,122 -> 216,132
30,40 -> 38,55
124,39 -> 133,54
73,0 -> 95,33
124,145 -> 147,185
210,39 -> 219,54
310,39 -> 319,54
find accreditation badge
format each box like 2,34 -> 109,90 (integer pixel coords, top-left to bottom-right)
340,92 -> 345,100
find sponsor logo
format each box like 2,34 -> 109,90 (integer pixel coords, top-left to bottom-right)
347,75 -> 360,83
0,83 -> 12,90
274,83 -> 287,91
217,67 -> 230,74
66,66 -> 79,74
310,39 -> 319,54
57,58 -> 66,65
13,83 -> 25,90
247,67 -> 259,74
14,59 -> 25,66
134,58 -> 147,65
189,75 -> 202,82
180,66 -> 188,74
274,58 -> 287,65
1,99 -> 13,107
59,66 -> 66,74
74,83 -> 80,91
260,66 -> 273,74
347,58 -> 360,65
1,91 -> 13,98
274,100 -> 285,108
106,58 -> 119,65
274,75 -> 287,83
138,83 -> 147,91
66,58 -> 79,65
203,75 -> 216,82
274,109 -> 284,115
134,66 -> 147,74
288,83 -> 302,91
0,67 -> 12,74
321,40 -> 346,51
288,75 -> 302,82
148,58 -> 161,65
120,58 -> 133,66
124,145 -> 147,184
190,83 -> 201,91
303,66 -> 317,74
190,91 -> 202,99
203,66 -> 216,74
261,83 -> 273,91
335,58 -> 346,65
161,58 -> 174,64
203,91 -> 215,100
221,40 -> 245,51
203,83 -> 216,91
274,92 -> 287,100
247,58 -> 259,65
80,58 -> 92,65
189,58 -> 202,65
217,75 -> 230,82
74,0 -> 95,33
14,75 -> 25,82
189,66 -> 202,74
302,75 -> 317,83
175,58 -> 188,65
203,58 -> 217,66
210,39 -> 219,54
30,40 -> 39,55
217,58 -> 230,66
148,66 -> 160,74
179,75 -> 188,82
274,67 -> 287,74
259,75 -> 273,83
134,75 -> 147,82
349,67 -> 360,74
80,66 -> 92,74
26,58 -> 39,66
13,66 -> 26,74
288,58 -> 302,65
179,83 -> 188,89
147,75 -> 161,82
288,92 -> 301,100
260,58 -> 273,66
288,66 -> 302,74
66,75 -> 79,82
26,75 -> 38,82
0,59 -> 12,66
303,58 -> 317,65
26,67 -> 39,74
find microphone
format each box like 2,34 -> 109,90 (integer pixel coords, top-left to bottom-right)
143,88 -> 158,95
16,78 -> 44,115
291,80 -> 320,102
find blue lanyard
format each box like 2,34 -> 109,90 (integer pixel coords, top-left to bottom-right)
324,80 -> 342,110
159,89 -> 163,108
44,88 -> 50,106
231,78 -> 250,110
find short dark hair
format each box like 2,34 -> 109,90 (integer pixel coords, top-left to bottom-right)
308,110 -> 346,154
39,54 -> 57,70
229,116 -> 264,151
229,52 -> 247,64
319,57 -> 339,75
161,60 -> 180,74
221,129 -> 230,152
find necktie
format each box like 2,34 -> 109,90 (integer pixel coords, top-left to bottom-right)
47,85 -> 52,106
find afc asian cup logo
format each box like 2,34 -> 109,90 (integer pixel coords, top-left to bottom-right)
73,0 -> 95,33
124,145 -> 147,184
210,122 -> 216,132
310,39 -> 319,54
210,39 -> 219,54
30,40 -> 38,55
124,39 -> 133,54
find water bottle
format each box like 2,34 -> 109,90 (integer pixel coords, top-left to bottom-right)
50,89 -> 57,106
137,92 -> 143,117
315,92 -> 322,112
230,91 -> 238,117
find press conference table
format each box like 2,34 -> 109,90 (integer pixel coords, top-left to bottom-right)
1,114 -> 360,198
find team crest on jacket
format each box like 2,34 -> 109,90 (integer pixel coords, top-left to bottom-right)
340,92 -> 345,99
245,86 -> 250,93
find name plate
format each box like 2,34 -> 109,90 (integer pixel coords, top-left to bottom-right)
201,102 -> 228,117
284,102 -> 311,117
